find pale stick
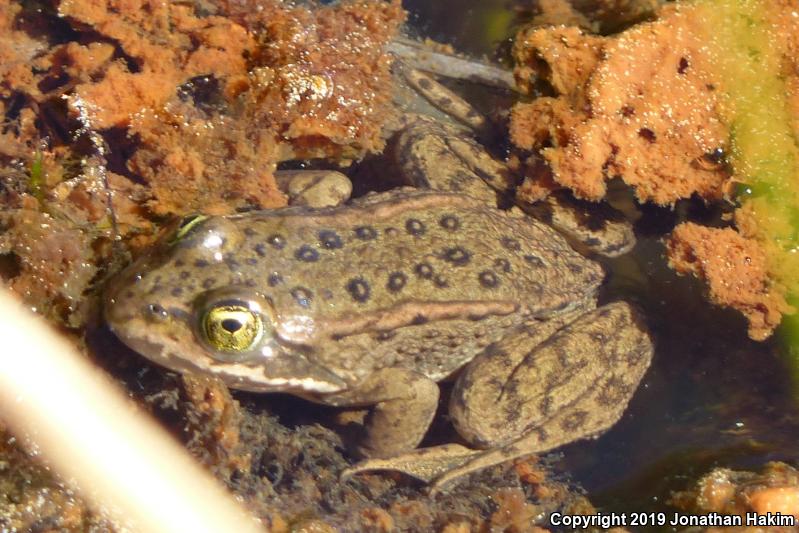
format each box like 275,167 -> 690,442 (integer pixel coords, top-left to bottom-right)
0,289 -> 264,533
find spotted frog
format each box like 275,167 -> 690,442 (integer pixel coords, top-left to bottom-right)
105,186 -> 653,493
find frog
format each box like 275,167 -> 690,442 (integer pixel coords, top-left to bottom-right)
105,185 -> 653,494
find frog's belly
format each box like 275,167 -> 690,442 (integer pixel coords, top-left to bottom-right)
318,312 -> 529,382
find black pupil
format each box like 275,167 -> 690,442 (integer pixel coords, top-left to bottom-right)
221,318 -> 242,333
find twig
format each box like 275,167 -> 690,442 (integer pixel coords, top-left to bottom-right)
0,289 -> 264,533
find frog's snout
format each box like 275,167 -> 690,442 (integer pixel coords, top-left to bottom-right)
104,265 -> 144,329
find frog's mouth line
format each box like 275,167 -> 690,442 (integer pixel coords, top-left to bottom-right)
109,315 -> 349,395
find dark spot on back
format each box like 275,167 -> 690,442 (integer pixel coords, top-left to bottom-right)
174,259 -> 185,267
411,314 -> 428,325
202,278 -> 215,289
354,226 -> 377,240
620,105 -> 635,117
268,273 -> 283,287
500,236 -> 521,251
568,263 -> 583,274
437,97 -> 452,108
418,77 -> 432,90
405,218 -> 426,236
194,259 -> 209,268
414,262 -> 434,279
346,277 -> 371,303
268,234 -> 286,249
171,287 -> 183,297
245,279 -> 257,287
224,254 -> 240,271
245,257 -> 258,266
493,258 -> 511,273
243,227 -> 257,237
291,287 -> 313,308
253,243 -> 267,257
443,246 -> 471,266
295,245 -> 320,262
478,270 -> 499,288
385,227 -> 399,237
439,214 -> 460,231
387,272 -> 407,292
180,271 -> 190,280
318,230 -> 344,249
433,275 -> 449,288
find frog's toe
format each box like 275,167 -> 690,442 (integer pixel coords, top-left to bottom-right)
427,444 -> 530,496
341,443 -> 481,485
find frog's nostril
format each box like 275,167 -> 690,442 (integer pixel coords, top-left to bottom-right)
147,303 -> 169,322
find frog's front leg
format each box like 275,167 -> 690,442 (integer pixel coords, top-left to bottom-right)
344,302 -> 652,494
323,367 -> 439,459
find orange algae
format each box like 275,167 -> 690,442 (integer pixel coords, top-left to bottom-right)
0,0 -> 404,325
510,8 -> 730,205
666,223 -> 790,341
511,0 -> 799,340
55,0 -> 404,216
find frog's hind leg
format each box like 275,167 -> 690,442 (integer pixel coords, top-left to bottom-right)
343,302 -> 653,493
435,301 -> 653,493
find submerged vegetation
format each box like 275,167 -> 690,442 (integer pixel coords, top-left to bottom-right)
697,0 -> 799,367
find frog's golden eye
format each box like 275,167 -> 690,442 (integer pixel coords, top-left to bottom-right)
172,214 -> 209,242
201,301 -> 264,356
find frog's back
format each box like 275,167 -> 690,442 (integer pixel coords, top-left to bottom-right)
227,190 -> 603,323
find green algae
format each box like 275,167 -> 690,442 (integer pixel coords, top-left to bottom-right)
696,0 -> 799,366
27,150 -> 44,205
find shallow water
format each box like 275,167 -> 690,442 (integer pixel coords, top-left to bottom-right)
403,0 -> 799,526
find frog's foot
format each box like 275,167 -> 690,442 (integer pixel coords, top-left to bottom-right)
341,443 -> 482,485
521,191 -> 636,257
397,62 -> 491,135
393,116 -> 518,204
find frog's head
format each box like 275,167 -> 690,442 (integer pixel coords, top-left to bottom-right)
104,214 -> 347,395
